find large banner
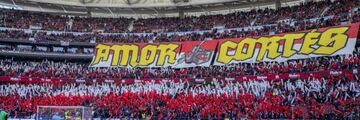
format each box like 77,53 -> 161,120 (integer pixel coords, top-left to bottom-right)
90,23 -> 359,68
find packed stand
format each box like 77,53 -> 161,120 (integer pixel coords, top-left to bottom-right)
0,0 -> 358,44
0,76 -> 359,119
0,9 -> 67,31
70,17 -> 133,33
0,30 -> 32,41
0,11 -> 359,43
0,0 -> 359,119
34,32 -> 94,42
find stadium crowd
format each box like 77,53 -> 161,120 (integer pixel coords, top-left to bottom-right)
0,0 -> 359,119
0,76 -> 359,119
0,49 -> 359,119
0,0 -> 359,44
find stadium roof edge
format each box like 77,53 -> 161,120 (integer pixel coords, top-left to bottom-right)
1,0 -> 305,18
